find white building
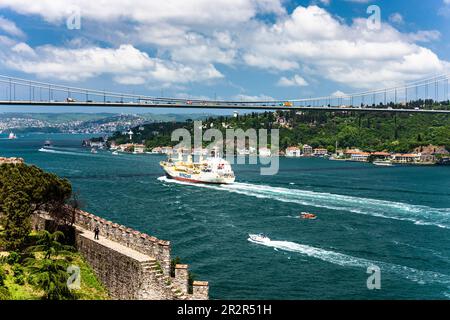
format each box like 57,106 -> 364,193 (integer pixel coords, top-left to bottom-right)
302,144 -> 313,156
286,147 -> 301,157
259,147 -> 271,157
313,148 -> 328,157
133,144 -> 146,154
151,147 -> 163,154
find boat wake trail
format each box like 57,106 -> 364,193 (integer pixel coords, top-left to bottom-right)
158,176 -> 450,229
248,236 -> 450,288
38,148 -> 93,157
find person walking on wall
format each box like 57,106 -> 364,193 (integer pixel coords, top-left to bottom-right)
94,225 -> 100,240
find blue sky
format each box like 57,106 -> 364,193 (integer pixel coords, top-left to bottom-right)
0,0 -> 449,113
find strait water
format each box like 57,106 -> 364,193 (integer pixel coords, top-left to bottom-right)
1,133 -> 450,299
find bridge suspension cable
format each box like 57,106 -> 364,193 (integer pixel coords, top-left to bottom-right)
0,73 -> 449,113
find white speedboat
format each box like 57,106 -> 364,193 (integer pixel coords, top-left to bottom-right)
8,132 -> 17,139
373,160 -> 393,166
112,151 -> 119,155
248,234 -> 271,243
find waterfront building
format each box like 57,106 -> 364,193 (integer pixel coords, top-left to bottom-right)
237,148 -> 250,155
133,144 -> 146,154
259,147 -> 272,157
350,152 -> 371,162
371,152 -> 391,160
0,157 -> 24,165
286,147 -> 301,157
90,141 -> 105,148
313,148 -> 328,157
118,143 -> 134,152
302,144 -> 313,156
419,153 -> 436,163
391,153 -> 420,164
151,147 -> 163,154
193,147 -> 208,156
161,146 -> 174,155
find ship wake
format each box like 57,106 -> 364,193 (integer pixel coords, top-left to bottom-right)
158,176 -> 450,229
248,236 -> 450,290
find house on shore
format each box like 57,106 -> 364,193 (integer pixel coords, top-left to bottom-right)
313,148 -> 328,157
151,147 -> 163,154
0,157 -> 24,165
391,153 -> 420,164
350,152 -> 371,162
133,144 -> 146,154
371,152 -> 391,160
259,147 -> 271,157
286,146 -> 301,157
302,144 -> 313,157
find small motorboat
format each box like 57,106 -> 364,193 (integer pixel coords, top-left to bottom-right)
373,160 -> 393,166
300,212 -> 317,220
91,148 -> 98,154
248,233 -> 271,243
112,151 -> 119,155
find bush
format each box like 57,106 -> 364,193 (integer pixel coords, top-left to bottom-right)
0,286 -> 11,300
0,266 -> 7,286
12,264 -> 25,285
6,252 -> 20,265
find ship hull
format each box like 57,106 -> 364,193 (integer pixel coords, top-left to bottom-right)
162,166 -> 235,185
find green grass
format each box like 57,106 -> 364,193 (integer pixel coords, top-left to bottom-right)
0,252 -> 109,300
70,253 -> 109,300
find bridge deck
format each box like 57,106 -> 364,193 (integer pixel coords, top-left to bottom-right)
0,100 -> 449,113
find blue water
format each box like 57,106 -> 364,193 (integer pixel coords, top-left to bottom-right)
1,133 -> 450,299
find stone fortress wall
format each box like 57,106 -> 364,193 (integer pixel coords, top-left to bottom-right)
35,210 -> 209,300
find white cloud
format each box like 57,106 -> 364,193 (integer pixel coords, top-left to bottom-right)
277,74 -> 309,87
0,16 -> 25,37
389,13 -> 404,25
332,90 -> 346,97
407,30 -> 441,43
240,6 -> 448,88
0,1 -> 448,92
233,94 -> 275,101
1,42 -> 224,85
0,0 -> 285,25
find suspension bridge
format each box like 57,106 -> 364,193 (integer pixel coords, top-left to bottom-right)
0,74 -> 449,114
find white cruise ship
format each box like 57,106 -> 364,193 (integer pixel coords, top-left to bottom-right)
160,149 -> 235,185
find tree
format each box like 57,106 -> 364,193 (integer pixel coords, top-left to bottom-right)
25,231 -> 76,300
26,230 -> 74,259
26,258 -> 75,300
2,191 -> 32,250
0,164 -> 73,249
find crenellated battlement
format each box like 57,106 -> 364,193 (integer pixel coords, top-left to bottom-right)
74,210 -> 172,275
34,210 -> 209,300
